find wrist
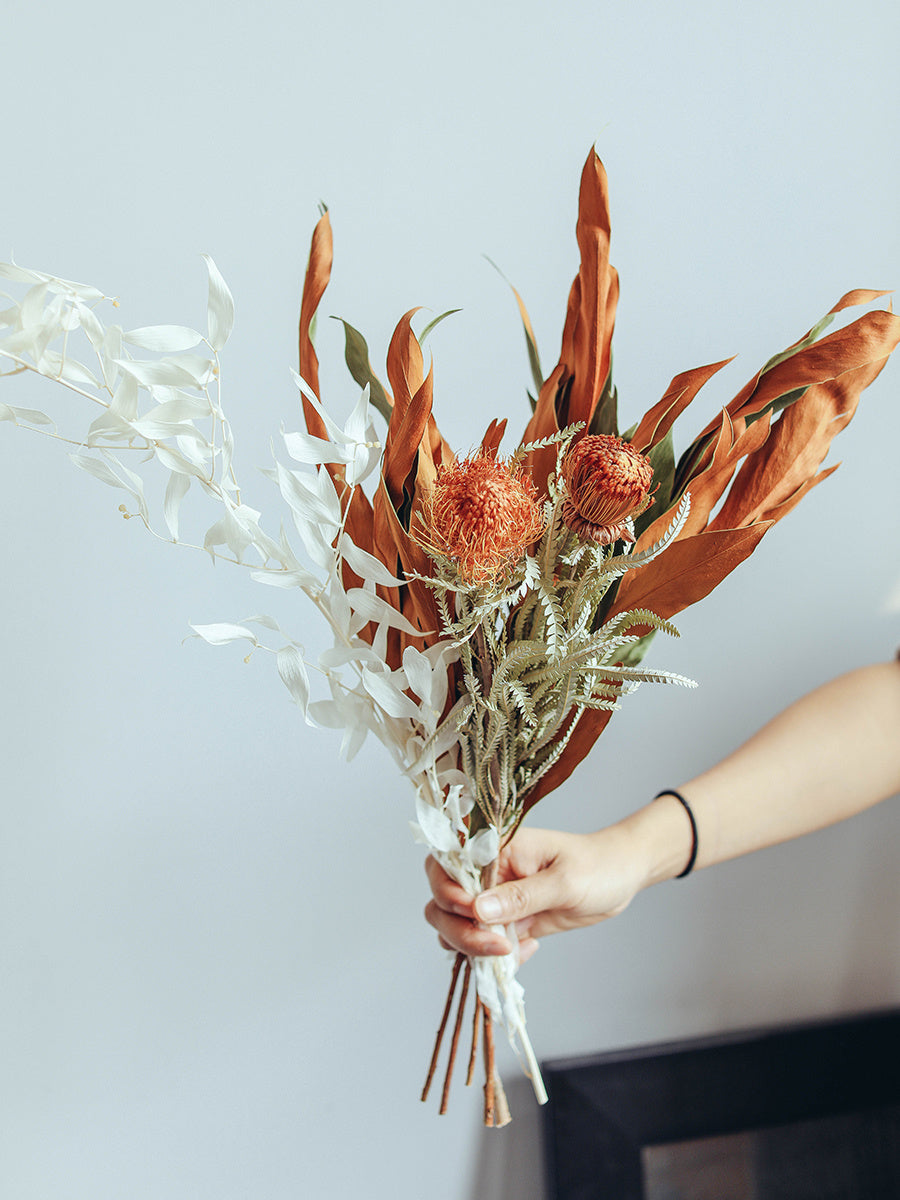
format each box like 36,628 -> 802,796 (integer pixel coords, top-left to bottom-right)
619,792 -> 697,889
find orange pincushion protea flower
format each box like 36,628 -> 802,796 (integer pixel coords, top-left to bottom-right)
421,454 -> 545,585
561,434 -> 654,545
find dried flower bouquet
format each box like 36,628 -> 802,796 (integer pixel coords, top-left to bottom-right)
1,150 -> 897,1126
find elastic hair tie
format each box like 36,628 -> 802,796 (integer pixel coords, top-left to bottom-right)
655,789 -> 698,878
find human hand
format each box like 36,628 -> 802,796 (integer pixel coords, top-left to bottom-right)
424,822 -> 650,963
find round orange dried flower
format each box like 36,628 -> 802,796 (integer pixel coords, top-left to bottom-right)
421,454 -> 545,585
561,434 -> 654,545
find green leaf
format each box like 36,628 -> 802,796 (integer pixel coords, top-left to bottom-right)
484,255 -> 544,398
672,427 -> 715,496
620,418 -> 637,442
419,308 -> 461,347
331,317 -> 393,424
610,628 -> 657,668
744,384 -> 809,428
634,428 -> 674,539
758,310 -> 835,376
588,356 -> 618,437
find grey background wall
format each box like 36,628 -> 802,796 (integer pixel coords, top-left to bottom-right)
1,2 -> 898,1197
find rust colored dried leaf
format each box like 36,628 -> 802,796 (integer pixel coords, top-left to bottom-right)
630,358 -> 734,453
386,308 -> 426,416
479,418 -> 508,458
670,410 -> 772,540
705,309 -> 900,437
298,211 -> 334,440
560,153 -> 617,429
712,348 -> 894,529
522,709 -> 615,813
519,362 -> 567,494
383,365 -> 435,509
383,310 -> 454,502
610,524 -> 772,630
372,478 -> 442,643
521,150 -> 618,493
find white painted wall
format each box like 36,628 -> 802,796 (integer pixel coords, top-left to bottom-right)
1,2 -> 897,1196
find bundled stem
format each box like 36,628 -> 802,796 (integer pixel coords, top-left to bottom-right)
423,954 -> 513,1127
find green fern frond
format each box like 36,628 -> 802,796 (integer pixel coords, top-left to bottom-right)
599,608 -> 681,642
488,640 -> 548,697
536,577 -> 565,659
603,493 -> 691,577
507,680 -> 538,725
580,663 -> 698,687
573,694 -> 621,711
514,421 -> 583,458
463,671 -> 482,700
517,706 -> 586,799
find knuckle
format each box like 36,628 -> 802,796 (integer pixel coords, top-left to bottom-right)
505,881 -> 530,917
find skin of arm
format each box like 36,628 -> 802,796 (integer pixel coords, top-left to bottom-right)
424,659 -> 900,962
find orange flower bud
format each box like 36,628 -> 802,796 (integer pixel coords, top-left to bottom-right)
561,434 -> 654,545
420,454 -> 545,585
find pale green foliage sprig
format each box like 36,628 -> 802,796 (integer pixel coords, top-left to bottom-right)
423,435 -> 696,838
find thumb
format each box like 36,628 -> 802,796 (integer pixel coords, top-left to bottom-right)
474,870 -> 559,925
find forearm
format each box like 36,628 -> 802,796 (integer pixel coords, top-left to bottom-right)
626,660 -> 900,886
426,661 -> 900,955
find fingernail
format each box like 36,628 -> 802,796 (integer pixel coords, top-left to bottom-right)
476,894 -> 502,921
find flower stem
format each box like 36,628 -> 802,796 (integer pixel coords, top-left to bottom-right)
466,997 -> 482,1086
439,958 -> 471,1114
421,952 -> 464,1103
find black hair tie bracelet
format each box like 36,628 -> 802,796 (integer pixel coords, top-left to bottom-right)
655,789 -> 698,878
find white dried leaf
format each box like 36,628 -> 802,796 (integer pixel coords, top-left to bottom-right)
359,666 -> 420,720
175,433 -> 212,470
108,453 -> 149,520
339,535 -> 404,588
202,254 -> 234,351
75,301 -> 106,350
130,416 -> 207,442
0,261 -> 105,302
250,567 -> 320,591
343,721 -> 368,761
282,428 -> 350,467
115,357 -> 200,388
412,795 -> 458,853
164,470 -> 190,539
274,460 -> 340,531
154,444 -> 209,480
0,403 -> 54,426
276,645 -> 313,722
306,699 -> 344,728
310,462 -> 342,526
166,353 -> 214,386
124,325 -> 205,352
190,622 -> 259,646
19,282 -> 49,328
401,645 -> 435,704
202,503 -> 265,564
342,383 -> 372,444
69,452 -> 132,491
345,438 -> 382,487
39,351 -> 100,388
109,373 -> 139,420
468,827 -> 500,868
318,644 -> 381,670
345,588 -> 424,636
290,369 -> 347,444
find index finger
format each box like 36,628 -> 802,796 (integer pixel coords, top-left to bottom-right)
424,855 -> 477,917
